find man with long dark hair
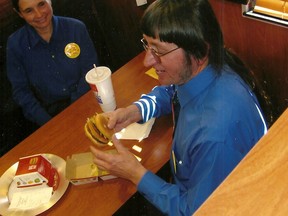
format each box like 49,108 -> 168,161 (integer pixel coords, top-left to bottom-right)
90,0 -> 270,215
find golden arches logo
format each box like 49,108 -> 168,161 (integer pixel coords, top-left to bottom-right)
29,157 -> 38,164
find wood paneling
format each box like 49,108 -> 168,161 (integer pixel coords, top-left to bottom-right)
210,0 -> 288,119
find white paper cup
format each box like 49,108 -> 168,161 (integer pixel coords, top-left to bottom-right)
85,66 -> 116,112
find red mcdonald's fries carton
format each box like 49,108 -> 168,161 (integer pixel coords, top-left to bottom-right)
14,154 -> 56,188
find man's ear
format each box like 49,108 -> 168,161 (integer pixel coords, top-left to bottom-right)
196,55 -> 209,67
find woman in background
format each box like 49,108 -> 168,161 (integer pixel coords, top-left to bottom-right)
7,0 -> 98,126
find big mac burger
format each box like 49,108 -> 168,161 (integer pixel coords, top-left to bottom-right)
84,113 -> 114,147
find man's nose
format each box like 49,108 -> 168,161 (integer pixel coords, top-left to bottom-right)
143,50 -> 159,67
34,9 -> 42,18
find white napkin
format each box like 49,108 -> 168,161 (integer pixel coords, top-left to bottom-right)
115,118 -> 155,142
9,186 -> 53,210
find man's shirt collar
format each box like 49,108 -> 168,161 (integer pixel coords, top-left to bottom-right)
177,65 -> 217,107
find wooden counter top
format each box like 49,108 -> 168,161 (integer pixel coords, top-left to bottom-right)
194,108 -> 288,216
0,52 -> 173,216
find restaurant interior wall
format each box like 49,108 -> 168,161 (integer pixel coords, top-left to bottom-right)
210,0 -> 288,123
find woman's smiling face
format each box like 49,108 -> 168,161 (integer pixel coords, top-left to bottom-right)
17,0 -> 53,32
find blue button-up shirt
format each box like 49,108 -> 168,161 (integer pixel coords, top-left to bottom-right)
134,65 -> 267,215
7,16 -> 98,125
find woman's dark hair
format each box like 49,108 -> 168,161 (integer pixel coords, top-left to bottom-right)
11,0 -> 20,12
140,0 -> 274,126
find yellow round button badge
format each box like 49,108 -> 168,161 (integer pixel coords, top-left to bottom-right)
64,43 -> 81,58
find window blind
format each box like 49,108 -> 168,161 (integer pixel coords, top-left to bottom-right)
253,0 -> 288,20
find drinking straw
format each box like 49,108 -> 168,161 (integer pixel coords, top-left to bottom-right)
94,64 -> 103,77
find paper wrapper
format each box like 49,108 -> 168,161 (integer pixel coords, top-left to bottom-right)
145,68 -> 158,80
115,118 -> 155,142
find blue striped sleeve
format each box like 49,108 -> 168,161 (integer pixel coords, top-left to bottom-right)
133,85 -> 174,123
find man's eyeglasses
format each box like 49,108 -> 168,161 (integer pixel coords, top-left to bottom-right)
141,38 -> 179,60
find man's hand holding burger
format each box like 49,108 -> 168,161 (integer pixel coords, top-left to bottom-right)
105,104 -> 142,132
84,105 -> 142,147
85,105 -> 147,185
90,136 -> 147,185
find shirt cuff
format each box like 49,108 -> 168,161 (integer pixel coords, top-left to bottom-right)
137,171 -> 165,197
